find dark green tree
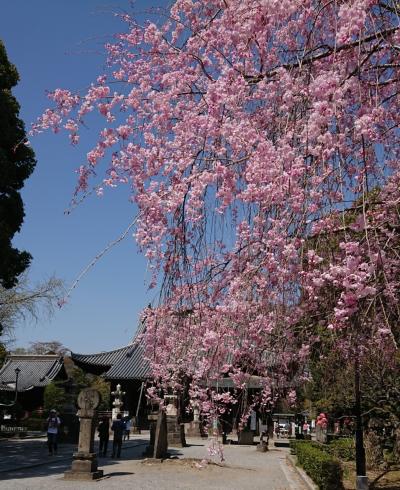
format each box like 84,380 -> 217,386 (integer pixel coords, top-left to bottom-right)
0,334 -> 6,368
43,382 -> 67,412
0,40 -> 36,289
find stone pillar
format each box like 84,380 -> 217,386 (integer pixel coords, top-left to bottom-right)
165,394 -> 186,447
153,410 -> 168,459
143,407 -> 159,456
64,388 -> 103,481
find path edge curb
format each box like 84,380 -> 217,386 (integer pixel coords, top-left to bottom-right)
286,454 -> 318,490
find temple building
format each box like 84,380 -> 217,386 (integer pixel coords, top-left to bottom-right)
0,354 -> 68,411
71,336 -> 150,426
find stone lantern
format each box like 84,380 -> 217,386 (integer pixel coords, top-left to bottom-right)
111,383 -> 125,420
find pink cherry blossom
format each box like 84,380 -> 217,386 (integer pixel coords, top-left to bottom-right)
32,0 -> 400,421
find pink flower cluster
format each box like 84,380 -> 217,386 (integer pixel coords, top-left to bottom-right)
33,0 -> 400,419
316,413 -> 328,429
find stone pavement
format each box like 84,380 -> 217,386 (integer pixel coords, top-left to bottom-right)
0,434 -> 308,489
0,437 -> 74,473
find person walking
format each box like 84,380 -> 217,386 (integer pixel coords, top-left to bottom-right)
98,416 -> 110,457
123,417 -> 132,441
111,413 -> 125,458
46,409 -> 61,455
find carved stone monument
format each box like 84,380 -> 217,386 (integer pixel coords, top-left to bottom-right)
64,388 -> 103,481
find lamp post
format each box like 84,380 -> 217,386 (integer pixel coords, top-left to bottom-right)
13,367 -> 20,404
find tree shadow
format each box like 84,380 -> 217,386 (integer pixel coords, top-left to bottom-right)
0,438 -> 150,480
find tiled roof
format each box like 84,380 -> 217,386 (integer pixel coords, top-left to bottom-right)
70,345 -> 134,368
0,355 -> 65,392
105,342 -> 150,380
71,343 -> 150,380
71,322 -> 150,380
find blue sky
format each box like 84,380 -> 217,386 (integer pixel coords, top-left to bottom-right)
1,1 -> 169,353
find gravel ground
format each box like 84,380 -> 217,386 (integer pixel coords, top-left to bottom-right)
0,434 -> 307,490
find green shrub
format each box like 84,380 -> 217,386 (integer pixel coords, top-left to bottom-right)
294,441 -> 344,490
326,438 -> 355,461
290,439 -> 310,454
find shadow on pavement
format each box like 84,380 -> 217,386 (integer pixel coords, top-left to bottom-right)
0,458 -> 73,481
101,471 -> 135,478
0,439 -> 76,473
0,438 -> 149,481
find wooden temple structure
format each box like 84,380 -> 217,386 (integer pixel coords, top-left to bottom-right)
71,330 -> 151,427
0,354 -> 68,411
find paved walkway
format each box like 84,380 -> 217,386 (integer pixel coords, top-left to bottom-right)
0,434 -> 307,489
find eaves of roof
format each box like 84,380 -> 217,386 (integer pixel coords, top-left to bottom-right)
0,355 -> 65,392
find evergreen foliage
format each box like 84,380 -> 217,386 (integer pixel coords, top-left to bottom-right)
291,440 -> 344,490
0,40 -> 36,289
43,382 -> 66,412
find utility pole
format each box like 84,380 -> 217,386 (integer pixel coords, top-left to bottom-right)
355,349 -> 368,490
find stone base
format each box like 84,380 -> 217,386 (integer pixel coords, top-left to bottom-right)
64,452 -> 103,480
238,431 -> 254,445
356,476 -> 369,490
256,442 -> 268,452
167,416 -> 186,447
185,421 -> 203,438
70,453 -> 99,473
64,470 -> 103,481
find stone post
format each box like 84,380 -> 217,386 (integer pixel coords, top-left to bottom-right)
144,413 -> 157,455
64,388 -> 103,481
256,430 -> 269,452
165,394 -> 186,447
315,425 -> 328,444
143,402 -> 159,456
153,410 -> 168,459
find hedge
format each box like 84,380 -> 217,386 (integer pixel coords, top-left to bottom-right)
290,440 -> 344,490
325,438 -> 355,462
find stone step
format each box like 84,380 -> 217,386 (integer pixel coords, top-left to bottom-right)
274,440 -> 290,448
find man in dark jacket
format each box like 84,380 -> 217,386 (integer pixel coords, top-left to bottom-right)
97,416 -> 110,457
111,413 -> 125,458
